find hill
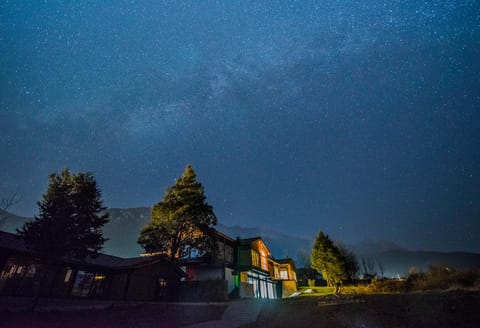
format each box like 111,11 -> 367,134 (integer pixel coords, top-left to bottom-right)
2,208 -> 479,275
0,208 -> 312,259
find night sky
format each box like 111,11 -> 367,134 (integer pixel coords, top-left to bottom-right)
1,1 -> 479,252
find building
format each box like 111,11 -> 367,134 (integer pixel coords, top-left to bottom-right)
0,231 -> 183,301
235,237 -> 297,299
176,231 -> 237,301
1,229 -> 297,302
177,235 -> 297,300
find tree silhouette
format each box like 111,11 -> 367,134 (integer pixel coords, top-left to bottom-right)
18,169 -> 109,261
138,165 -> 217,261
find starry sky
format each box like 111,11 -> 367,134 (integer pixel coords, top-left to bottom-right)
1,1 -> 479,252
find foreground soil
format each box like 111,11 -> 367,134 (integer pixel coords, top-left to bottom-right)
245,292 -> 480,328
0,303 -> 227,328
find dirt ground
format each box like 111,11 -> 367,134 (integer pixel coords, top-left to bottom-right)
2,292 -> 479,328
244,292 -> 480,328
0,303 -> 227,328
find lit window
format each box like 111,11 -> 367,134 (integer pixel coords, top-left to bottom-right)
274,266 -> 280,279
64,268 -> 73,282
252,250 -> 260,268
260,252 -> 268,271
280,269 -> 288,280
15,265 -> 24,275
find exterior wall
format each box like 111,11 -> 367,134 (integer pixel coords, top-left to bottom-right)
225,267 -> 235,294
109,272 -> 129,300
237,247 -> 252,267
281,280 -> 298,298
125,268 -> 157,301
186,266 -> 223,281
177,280 -> 228,301
49,266 -> 75,298
239,282 -> 254,298
124,262 -> 173,301
268,260 -> 280,279
212,241 -> 234,266
0,254 -> 39,297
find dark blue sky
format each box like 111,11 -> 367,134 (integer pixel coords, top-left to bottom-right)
1,1 -> 479,252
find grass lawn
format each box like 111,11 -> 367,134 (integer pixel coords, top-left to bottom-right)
297,285 -> 381,296
297,286 -> 336,296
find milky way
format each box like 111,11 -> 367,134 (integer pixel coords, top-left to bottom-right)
1,1 -> 479,252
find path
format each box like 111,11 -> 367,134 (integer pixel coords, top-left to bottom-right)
184,299 -> 263,328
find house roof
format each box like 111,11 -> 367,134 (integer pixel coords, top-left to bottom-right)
0,230 -> 30,253
237,236 -> 272,255
215,230 -> 235,244
275,257 -> 296,269
69,253 -> 167,269
0,230 -> 171,270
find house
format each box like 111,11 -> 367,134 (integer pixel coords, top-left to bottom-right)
175,231 -> 237,301
176,235 -> 298,300
0,231 -> 183,301
1,229 -> 297,302
235,237 -> 297,299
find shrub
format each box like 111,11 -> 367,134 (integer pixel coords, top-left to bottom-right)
407,266 -> 480,291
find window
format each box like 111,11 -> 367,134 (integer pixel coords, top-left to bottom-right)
280,269 -> 288,280
274,266 -> 280,279
91,274 -> 106,297
25,264 -> 37,278
71,271 -> 95,297
64,268 -> 73,282
251,250 -> 260,268
260,252 -> 268,271
157,278 -> 168,299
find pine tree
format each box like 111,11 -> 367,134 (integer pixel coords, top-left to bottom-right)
17,169 -> 109,261
138,164 -> 217,261
310,231 -> 348,293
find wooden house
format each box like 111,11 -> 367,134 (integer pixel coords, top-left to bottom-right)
0,231 -> 183,301
235,237 -> 297,299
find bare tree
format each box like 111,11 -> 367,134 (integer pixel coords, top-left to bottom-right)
376,258 -> 385,278
0,193 -> 21,229
360,256 -> 377,278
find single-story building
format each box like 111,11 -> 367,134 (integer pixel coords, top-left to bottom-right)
0,231 -> 183,301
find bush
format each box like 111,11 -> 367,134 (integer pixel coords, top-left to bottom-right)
365,278 -> 407,293
407,266 -> 480,291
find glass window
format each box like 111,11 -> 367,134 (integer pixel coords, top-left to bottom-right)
157,277 -> 168,299
251,250 -> 260,268
280,269 -> 288,280
25,264 -> 38,278
91,274 -> 106,297
260,253 -> 268,271
71,271 -> 95,297
274,266 -> 280,279
64,268 -> 73,282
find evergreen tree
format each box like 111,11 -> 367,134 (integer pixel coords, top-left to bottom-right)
138,164 -> 217,261
310,231 -> 348,293
18,169 -> 109,260
336,243 -> 359,281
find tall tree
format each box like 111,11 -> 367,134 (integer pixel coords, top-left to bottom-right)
138,164 -> 217,261
18,169 -> 109,260
310,231 -> 348,293
336,243 -> 359,281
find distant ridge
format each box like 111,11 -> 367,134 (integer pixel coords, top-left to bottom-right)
0,208 -> 312,259
2,208 -> 479,276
